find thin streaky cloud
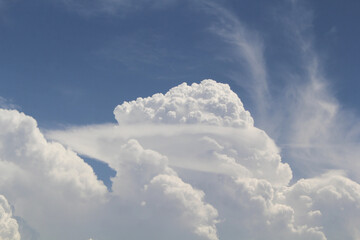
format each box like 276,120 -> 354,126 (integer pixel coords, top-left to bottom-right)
196,0 -> 360,181
0,96 -> 20,110
271,0 -> 360,180
200,1 -> 270,117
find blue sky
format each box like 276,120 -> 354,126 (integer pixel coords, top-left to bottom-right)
1,1 -> 360,239
1,0 -> 359,127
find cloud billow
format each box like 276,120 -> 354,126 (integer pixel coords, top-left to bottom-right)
0,109 -> 107,239
0,195 -> 20,240
1,80 -> 360,239
114,79 -> 254,127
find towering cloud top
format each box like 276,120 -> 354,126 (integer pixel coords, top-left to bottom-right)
114,79 -> 254,127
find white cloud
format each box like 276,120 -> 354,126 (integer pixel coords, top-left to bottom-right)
219,177 -> 327,240
109,139 -> 170,198
0,109 -> 107,198
114,79 -> 253,127
47,122 -> 291,186
47,79 -> 360,239
150,174 -> 219,240
103,138 -> 219,240
0,195 -> 20,240
0,106 -> 219,239
0,109 -> 107,239
282,171 -> 360,239
51,80 -> 292,187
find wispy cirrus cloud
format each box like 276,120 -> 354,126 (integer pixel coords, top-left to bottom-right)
271,0 -> 360,180
201,0 -> 360,181
0,96 -> 20,110
199,1 -> 270,116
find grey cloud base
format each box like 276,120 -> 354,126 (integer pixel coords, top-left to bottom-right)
1,80 -> 360,239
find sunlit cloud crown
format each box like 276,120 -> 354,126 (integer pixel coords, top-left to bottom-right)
114,79 -> 254,127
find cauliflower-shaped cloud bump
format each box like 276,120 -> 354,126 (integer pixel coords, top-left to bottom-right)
107,139 -> 219,240
0,195 -> 20,240
114,79 -> 254,127
283,172 -> 360,240
150,174 -> 219,240
0,109 -> 107,201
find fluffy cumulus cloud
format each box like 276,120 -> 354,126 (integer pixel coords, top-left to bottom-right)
209,176 -> 327,240
150,174 -> 219,240
114,80 -> 253,127
0,109 -> 107,239
282,172 -> 360,239
2,79 -> 360,239
52,80 -> 291,187
108,139 -> 219,240
0,109 -> 106,197
0,195 -> 20,240
0,105 -> 219,239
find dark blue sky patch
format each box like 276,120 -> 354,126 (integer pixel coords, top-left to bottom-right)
81,155 -> 116,191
